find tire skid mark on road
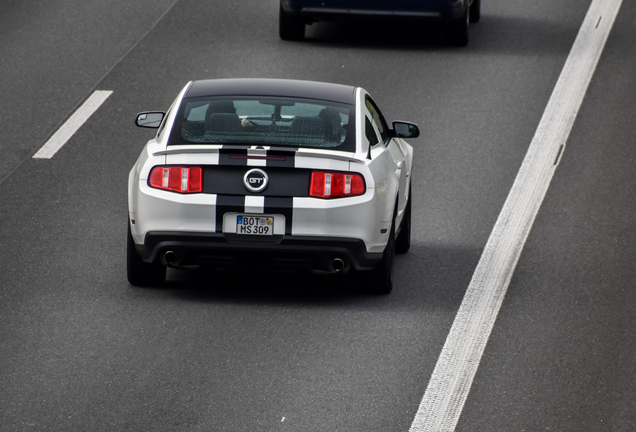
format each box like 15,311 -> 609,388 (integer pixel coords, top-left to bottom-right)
409,0 -> 624,430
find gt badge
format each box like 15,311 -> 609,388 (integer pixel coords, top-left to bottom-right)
243,168 -> 269,192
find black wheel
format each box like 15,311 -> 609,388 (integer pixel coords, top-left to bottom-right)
279,5 -> 305,41
469,0 -> 481,23
366,220 -> 395,295
127,223 -> 166,286
447,6 -> 469,47
395,187 -> 412,254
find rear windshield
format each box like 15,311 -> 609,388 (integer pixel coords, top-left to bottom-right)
169,96 -> 355,151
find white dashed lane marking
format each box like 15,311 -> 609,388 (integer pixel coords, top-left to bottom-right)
33,90 -> 112,159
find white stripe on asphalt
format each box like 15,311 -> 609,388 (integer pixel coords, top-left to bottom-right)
33,90 -> 113,159
409,0 -> 623,430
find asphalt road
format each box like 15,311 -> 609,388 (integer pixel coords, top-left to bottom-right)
1,0 -> 635,431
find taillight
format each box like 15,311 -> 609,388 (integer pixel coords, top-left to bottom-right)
148,166 -> 203,193
310,171 -> 365,198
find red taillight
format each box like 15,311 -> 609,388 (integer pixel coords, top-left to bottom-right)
148,166 -> 203,193
310,171 -> 365,198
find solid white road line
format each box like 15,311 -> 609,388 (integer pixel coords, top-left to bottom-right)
409,0 -> 623,431
33,90 -> 113,159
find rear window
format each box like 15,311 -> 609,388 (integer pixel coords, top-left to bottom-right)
169,96 -> 355,151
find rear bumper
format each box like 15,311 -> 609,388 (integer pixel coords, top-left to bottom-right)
136,231 -> 383,271
281,0 -> 465,21
300,8 -> 443,21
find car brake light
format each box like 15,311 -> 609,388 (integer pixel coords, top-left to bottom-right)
148,166 -> 203,193
310,171 -> 365,198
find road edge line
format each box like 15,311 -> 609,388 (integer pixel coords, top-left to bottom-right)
409,0 -> 623,430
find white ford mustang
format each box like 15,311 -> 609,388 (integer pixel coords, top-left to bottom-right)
127,78 -> 419,293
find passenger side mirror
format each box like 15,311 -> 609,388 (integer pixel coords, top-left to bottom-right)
392,121 -> 420,139
136,112 -> 165,128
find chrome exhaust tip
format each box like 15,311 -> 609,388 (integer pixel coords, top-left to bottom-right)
311,257 -> 350,275
161,250 -> 179,266
331,258 -> 346,272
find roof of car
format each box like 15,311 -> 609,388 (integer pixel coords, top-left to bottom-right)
185,78 -> 357,104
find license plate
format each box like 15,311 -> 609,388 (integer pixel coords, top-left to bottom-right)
236,215 -> 273,235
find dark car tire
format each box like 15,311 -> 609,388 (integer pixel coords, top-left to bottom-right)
279,5 -> 305,41
395,187 -> 412,254
447,6 -> 469,47
469,0 -> 481,23
127,224 -> 166,287
366,220 -> 395,295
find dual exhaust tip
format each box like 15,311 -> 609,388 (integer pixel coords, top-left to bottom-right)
312,257 -> 350,275
330,257 -> 348,273
161,250 -> 179,266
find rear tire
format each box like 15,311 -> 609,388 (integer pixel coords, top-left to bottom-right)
395,187 -> 412,254
279,5 -> 305,41
469,0 -> 481,23
366,220 -> 395,295
447,6 -> 469,47
127,224 -> 166,287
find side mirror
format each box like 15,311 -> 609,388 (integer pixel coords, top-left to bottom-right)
136,112 -> 165,128
392,121 -> 420,139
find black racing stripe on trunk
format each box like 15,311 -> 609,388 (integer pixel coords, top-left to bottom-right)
264,150 -> 296,168
216,147 -> 298,167
264,197 -> 294,235
219,148 -> 248,166
215,195 -> 246,232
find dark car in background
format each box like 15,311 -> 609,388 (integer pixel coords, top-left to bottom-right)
279,0 -> 480,46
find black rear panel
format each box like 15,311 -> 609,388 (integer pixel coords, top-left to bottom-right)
203,166 -> 311,197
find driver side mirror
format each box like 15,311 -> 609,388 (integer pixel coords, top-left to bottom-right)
136,112 -> 165,128
391,121 -> 420,139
